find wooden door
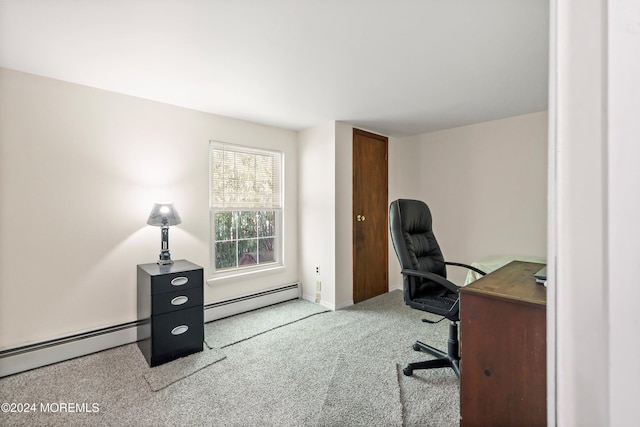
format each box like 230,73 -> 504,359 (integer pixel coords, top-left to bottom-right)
352,128 -> 388,303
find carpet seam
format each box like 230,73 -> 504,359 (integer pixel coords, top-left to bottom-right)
397,363 -> 408,427
144,354 -> 228,392
205,310 -> 330,350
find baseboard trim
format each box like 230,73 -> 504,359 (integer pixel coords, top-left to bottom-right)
299,294 -> 354,311
335,299 -> 354,310
301,294 -> 335,310
0,283 -> 300,378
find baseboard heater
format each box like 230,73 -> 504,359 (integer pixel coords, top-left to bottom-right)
203,282 -> 300,322
0,282 -> 300,378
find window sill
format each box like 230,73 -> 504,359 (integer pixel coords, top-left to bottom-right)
206,264 -> 286,286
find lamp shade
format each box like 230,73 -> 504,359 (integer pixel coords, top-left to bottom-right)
147,202 -> 182,227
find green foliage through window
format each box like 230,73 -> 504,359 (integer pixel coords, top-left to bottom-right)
213,211 -> 277,270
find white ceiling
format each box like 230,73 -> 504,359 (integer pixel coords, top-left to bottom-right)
0,0 -> 549,137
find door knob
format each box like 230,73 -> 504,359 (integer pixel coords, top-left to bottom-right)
356,214 -> 366,222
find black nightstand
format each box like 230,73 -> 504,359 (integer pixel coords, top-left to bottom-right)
136,259 -> 204,367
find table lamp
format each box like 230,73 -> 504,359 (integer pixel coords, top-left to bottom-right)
147,202 -> 182,265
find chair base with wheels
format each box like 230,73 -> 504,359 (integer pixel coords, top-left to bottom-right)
403,321 -> 460,377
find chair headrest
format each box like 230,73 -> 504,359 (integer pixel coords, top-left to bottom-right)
394,199 -> 433,234
389,199 -> 446,278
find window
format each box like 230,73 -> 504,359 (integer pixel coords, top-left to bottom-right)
209,142 -> 283,276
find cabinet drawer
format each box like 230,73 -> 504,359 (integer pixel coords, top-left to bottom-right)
152,286 -> 203,315
151,306 -> 204,365
151,268 -> 202,295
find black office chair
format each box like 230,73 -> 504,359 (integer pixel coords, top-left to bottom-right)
389,199 -> 486,377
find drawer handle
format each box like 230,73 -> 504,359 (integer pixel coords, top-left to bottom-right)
171,276 -> 189,286
171,325 -> 189,335
171,296 -> 189,306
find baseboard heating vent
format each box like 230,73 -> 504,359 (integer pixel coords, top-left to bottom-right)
0,321 -> 138,379
0,282 -> 301,378
204,282 -> 301,323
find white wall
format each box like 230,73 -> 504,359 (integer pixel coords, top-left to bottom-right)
334,121 -> 355,308
388,134 -> 421,287
553,0 -> 608,424
388,112 -> 548,285
297,122 -> 336,306
0,68 -> 298,350
297,121 -> 382,310
552,0 -> 640,425
607,0 -> 640,423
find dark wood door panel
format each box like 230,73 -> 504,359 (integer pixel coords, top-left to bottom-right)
352,128 -> 388,303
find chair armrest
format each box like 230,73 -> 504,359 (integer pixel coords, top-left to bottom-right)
445,261 -> 487,276
401,269 -> 460,294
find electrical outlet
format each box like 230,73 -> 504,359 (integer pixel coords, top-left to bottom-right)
315,266 -> 320,274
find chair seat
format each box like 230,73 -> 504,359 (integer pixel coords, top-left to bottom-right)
406,293 -> 458,320
413,294 -> 456,306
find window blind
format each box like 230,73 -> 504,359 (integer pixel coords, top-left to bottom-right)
209,143 -> 282,209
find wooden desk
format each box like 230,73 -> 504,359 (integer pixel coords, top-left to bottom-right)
459,261 -> 547,427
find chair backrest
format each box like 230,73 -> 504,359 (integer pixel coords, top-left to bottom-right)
389,199 -> 447,279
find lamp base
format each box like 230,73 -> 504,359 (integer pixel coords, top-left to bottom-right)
157,250 -> 173,265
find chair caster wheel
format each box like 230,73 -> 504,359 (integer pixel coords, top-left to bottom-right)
412,343 -> 421,351
403,367 -> 413,376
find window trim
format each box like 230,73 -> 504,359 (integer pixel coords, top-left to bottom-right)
206,264 -> 286,285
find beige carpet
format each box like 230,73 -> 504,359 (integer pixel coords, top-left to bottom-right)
316,354 -> 404,426
143,347 -> 226,391
204,299 -> 329,349
0,291 -> 460,427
